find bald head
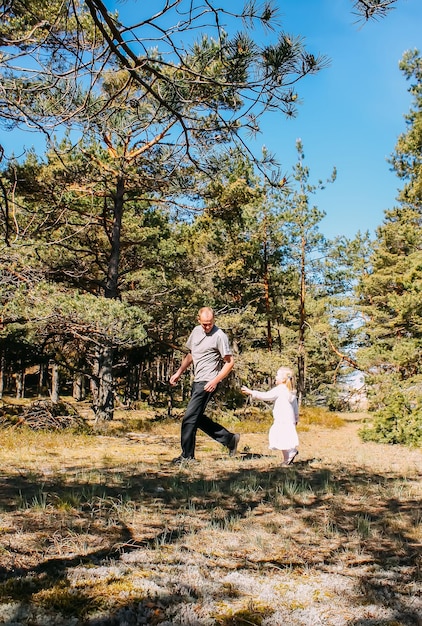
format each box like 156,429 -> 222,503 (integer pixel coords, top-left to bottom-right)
198,307 -> 215,333
198,306 -> 214,318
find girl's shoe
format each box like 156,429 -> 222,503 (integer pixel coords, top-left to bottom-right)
284,451 -> 298,465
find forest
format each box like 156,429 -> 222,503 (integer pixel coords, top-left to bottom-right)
0,0 -> 421,446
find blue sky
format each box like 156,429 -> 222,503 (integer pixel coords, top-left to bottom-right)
1,0 -> 421,240
254,0 -> 422,240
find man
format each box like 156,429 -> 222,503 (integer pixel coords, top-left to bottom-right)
169,307 -> 240,463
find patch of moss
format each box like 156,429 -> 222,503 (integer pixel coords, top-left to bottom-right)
33,580 -> 100,617
214,601 -> 273,625
0,574 -> 52,602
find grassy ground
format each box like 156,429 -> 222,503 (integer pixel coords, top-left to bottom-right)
0,398 -> 421,625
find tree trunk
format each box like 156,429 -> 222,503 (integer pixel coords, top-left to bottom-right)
104,176 -> 124,300
73,372 -> 86,401
137,361 -> 144,400
90,373 -> 99,408
15,362 -> 24,399
38,362 -> 47,397
94,175 -> 125,421
92,343 -> 115,421
0,354 -> 5,399
297,233 -> 306,405
262,217 -> 273,351
50,362 -> 60,403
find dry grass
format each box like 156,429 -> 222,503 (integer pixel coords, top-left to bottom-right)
0,396 -> 421,625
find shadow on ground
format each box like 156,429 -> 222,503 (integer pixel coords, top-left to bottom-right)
0,449 -> 420,625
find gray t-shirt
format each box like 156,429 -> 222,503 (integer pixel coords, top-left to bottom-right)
186,324 -> 232,382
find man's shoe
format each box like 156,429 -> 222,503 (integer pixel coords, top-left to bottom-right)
171,455 -> 188,464
171,455 -> 197,465
228,433 -> 240,456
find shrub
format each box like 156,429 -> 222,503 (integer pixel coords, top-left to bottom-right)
360,392 -> 422,447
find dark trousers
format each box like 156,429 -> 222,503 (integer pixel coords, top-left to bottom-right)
181,381 -> 234,459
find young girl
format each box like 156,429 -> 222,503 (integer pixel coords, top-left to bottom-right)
241,366 -> 299,465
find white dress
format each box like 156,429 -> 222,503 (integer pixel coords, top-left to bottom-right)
251,384 -> 299,450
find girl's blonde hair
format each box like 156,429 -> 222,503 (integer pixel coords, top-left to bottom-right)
276,367 -> 296,391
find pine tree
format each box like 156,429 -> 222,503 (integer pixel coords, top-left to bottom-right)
357,50 -> 422,446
